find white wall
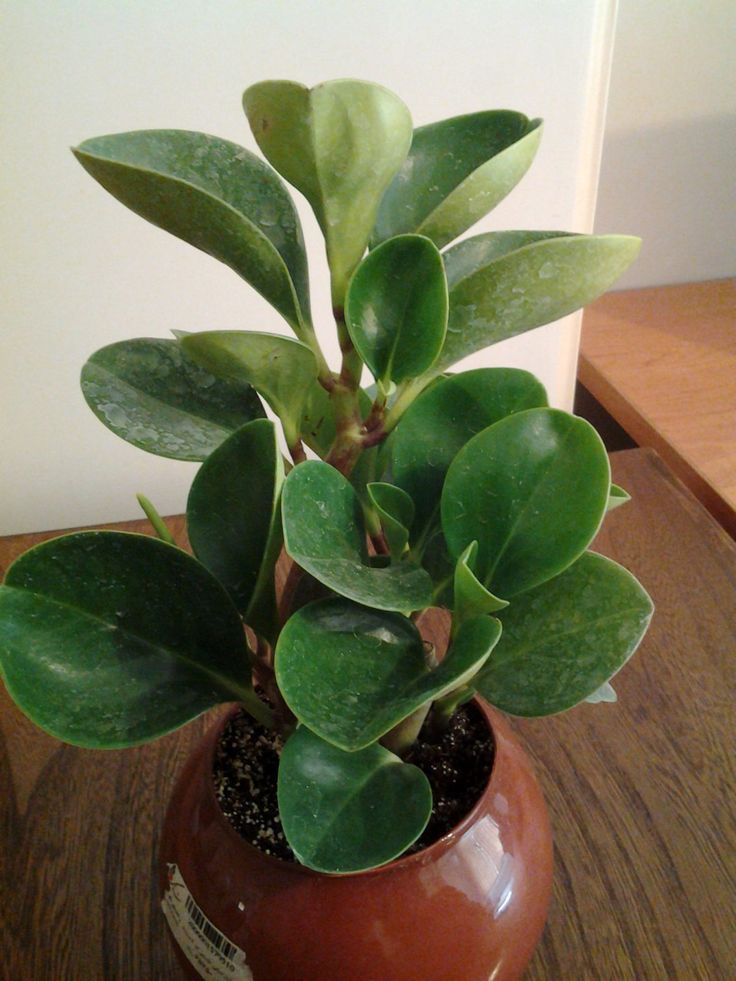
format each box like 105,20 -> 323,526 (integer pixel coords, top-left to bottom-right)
595,0 -> 736,288
0,0 -> 616,534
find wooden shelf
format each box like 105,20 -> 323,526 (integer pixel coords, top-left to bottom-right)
579,278 -> 736,537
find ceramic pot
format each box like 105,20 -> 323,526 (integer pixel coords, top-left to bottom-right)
158,699 -> 553,981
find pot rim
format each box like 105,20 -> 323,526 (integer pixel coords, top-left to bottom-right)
205,696 -> 499,880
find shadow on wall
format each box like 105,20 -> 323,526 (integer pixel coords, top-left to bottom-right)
594,113 -> 736,290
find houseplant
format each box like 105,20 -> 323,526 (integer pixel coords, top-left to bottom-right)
0,79 -> 652,980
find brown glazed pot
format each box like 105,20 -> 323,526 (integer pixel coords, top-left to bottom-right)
158,699 -> 553,981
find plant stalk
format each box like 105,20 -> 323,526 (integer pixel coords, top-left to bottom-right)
380,702 -> 432,757
238,686 -> 276,731
136,494 -> 176,545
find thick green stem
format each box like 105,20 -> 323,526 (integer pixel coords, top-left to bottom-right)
237,686 -> 276,731
297,315 -> 333,388
324,380 -> 364,476
383,374 -> 436,434
429,685 -> 476,737
136,494 -> 175,545
334,307 -> 362,392
380,702 -> 431,757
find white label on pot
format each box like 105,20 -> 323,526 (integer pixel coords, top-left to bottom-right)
162,863 -> 252,980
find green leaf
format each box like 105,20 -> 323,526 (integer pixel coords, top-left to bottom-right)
73,130 -> 312,333
80,338 -> 265,461
453,542 -> 509,626
187,420 -> 283,640
373,112 -> 542,248
278,725 -> 432,873
442,408 -> 610,598
477,552 -> 653,715
282,461 -> 433,614
276,597 -> 500,751
0,532 -> 254,747
345,235 -> 447,384
244,80 -> 413,303
389,367 -> 548,538
437,231 -> 642,372
180,331 -> 318,447
607,483 -> 631,512
366,483 -> 414,559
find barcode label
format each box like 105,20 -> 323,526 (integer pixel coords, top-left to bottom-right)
162,863 -> 252,980
184,893 -> 240,962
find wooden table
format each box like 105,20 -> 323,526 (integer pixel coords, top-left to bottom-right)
1,449 -> 734,980
579,279 -> 736,538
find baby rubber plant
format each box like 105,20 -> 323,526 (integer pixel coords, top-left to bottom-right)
0,79 -> 653,874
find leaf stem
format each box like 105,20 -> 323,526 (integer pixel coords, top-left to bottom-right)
288,439 -> 308,465
238,686 -> 277,730
380,702 -> 432,757
136,494 -> 176,545
428,685 -> 476,736
383,374 -> 436,434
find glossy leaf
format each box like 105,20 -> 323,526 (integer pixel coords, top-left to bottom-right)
477,552 -> 653,715
244,79 -> 412,302
366,483 -> 414,559
278,725 -> 432,873
187,420 -> 283,640
453,542 -> 509,627
437,232 -> 642,372
73,130 -> 311,333
282,461 -> 433,614
180,331 -> 318,447
607,483 -> 631,512
80,338 -> 265,461
0,532 -> 254,747
345,235 -> 447,384
389,367 -> 548,538
276,598 -> 500,750
442,408 -> 610,597
373,111 -> 542,248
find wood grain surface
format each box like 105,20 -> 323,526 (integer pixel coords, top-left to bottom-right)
579,278 -> 736,538
1,449 -> 734,980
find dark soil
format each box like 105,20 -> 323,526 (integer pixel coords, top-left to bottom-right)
404,702 -> 495,853
213,703 -> 495,865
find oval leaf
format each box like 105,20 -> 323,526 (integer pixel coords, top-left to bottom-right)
245,80 -> 413,302
180,331 -> 318,447
73,130 -> 311,332
477,552 -> 653,715
366,482 -> 415,559
389,367 -> 548,538
276,597 -> 500,751
282,461 -> 433,614
0,532 -> 252,747
187,420 -> 283,640
437,232 -> 642,372
345,235 -> 447,383
373,112 -> 542,248
278,725 -> 432,873
442,408 -> 610,597
453,542 -> 509,626
80,338 -> 265,461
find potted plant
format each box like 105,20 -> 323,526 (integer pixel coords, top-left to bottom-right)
0,79 -> 652,981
